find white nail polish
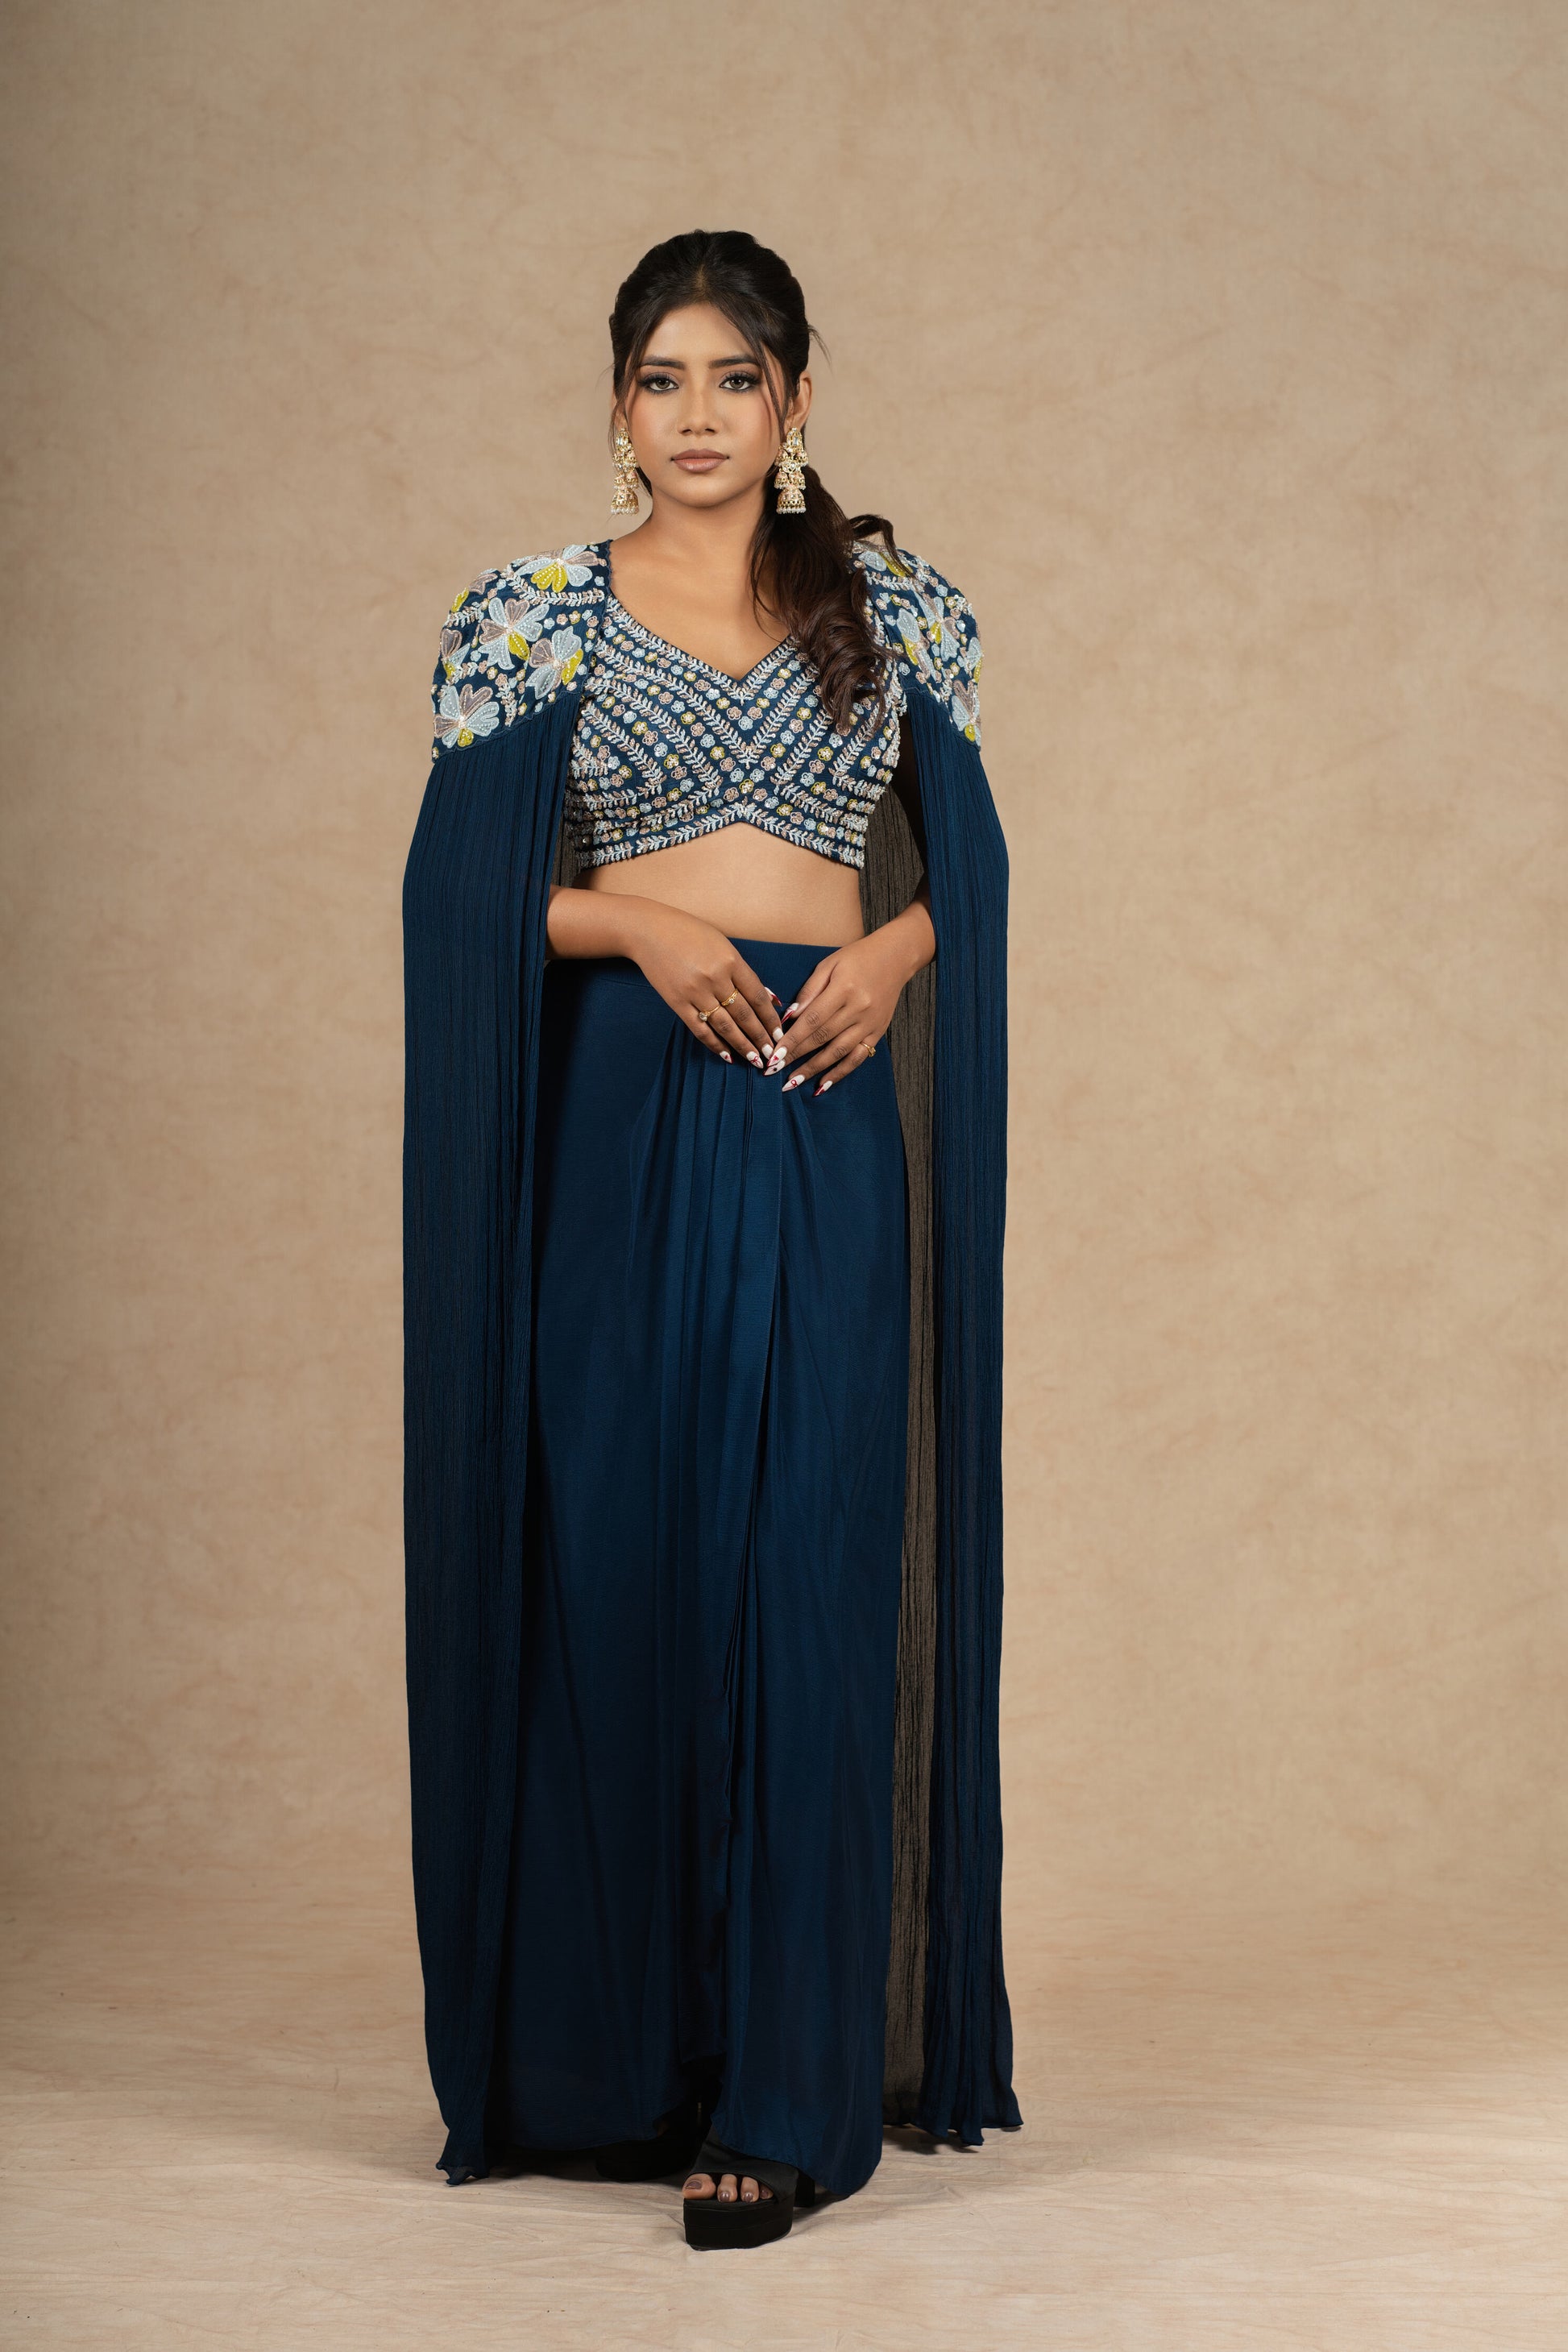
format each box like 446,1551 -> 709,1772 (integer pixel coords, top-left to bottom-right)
747,1051 -> 762,1067
816,1078 -> 833,1094
783,1072 -> 803,1092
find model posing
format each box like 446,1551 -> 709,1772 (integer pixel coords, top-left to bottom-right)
403,229 -> 1019,2250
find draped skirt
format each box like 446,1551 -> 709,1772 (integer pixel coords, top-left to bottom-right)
483,938 -> 911,2200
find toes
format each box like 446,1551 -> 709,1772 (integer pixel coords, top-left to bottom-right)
682,2166 -> 776,2205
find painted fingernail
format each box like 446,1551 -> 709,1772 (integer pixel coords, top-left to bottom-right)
747,1050 -> 763,1067
720,1049 -> 732,1063
814,1077 -> 834,1096
766,989 -> 782,1006
766,1051 -> 786,1074
771,1026 -> 785,1043
784,1002 -> 800,1018
783,1072 -> 805,1092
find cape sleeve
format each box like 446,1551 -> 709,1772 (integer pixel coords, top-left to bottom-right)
857,539 -> 1022,2147
402,570 -> 582,2183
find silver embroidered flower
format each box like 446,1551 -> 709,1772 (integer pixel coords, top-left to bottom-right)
891,601 -> 938,684
917,588 -> 964,661
435,682 -> 500,749
525,627 -> 586,698
948,671 -> 981,745
477,593 -> 548,671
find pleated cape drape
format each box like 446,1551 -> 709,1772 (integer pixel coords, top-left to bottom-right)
402,549 -> 1021,2184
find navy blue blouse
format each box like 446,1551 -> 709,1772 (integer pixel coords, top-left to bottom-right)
430,536 -> 983,874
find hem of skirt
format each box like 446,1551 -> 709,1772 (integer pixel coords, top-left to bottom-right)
438,2127 -> 488,2184
442,2087 -> 708,2183
885,2089 -> 1024,2150
439,2126 -> 615,2183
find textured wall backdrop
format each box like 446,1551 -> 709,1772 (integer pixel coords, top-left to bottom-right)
1,1 -> 1563,1955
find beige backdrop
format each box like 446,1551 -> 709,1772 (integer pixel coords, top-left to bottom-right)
3,1 -> 1564,1948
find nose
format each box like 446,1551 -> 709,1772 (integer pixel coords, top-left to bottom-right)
680,385 -> 721,435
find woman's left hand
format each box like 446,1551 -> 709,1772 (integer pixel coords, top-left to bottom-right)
778,906 -> 933,1096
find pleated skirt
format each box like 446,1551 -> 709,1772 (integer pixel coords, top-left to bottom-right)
484,938 -> 911,2200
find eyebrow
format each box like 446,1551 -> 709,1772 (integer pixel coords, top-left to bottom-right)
638,354 -> 759,370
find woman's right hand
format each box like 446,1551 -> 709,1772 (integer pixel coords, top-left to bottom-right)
624,902 -> 786,1069
545,888 -> 785,1070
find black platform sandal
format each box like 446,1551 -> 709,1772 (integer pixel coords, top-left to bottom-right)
593,2093 -> 709,2182
681,2132 -> 816,2250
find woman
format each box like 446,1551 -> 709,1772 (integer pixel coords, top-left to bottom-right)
403,229 -> 1019,2249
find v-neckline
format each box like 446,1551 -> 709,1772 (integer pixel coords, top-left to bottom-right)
597,537 -> 795,692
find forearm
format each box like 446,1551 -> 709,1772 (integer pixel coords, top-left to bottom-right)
873,877 -> 936,981
545,883 -> 666,961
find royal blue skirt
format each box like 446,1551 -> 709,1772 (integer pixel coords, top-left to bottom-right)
483,938 -> 911,2198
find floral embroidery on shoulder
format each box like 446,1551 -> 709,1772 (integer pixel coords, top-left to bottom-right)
852,538 -> 984,746
429,543 -> 607,759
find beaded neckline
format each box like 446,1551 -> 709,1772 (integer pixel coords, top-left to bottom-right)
600,558 -> 796,695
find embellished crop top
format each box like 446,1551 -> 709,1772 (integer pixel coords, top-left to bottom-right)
429,535 -> 983,873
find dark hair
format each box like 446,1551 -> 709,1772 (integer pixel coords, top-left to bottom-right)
608,229 -> 896,733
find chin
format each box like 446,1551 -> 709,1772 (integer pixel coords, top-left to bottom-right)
666,476 -> 756,510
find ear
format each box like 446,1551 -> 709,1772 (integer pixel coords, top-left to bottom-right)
787,370 -> 814,432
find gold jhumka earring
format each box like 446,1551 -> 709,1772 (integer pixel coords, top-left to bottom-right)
774,424 -> 807,514
610,424 -> 641,515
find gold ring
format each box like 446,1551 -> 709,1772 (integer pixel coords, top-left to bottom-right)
718,989 -> 739,1009
696,1004 -> 720,1023
865,1040 -> 877,1056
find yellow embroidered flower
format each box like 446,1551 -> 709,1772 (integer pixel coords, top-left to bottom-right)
892,602 -> 937,683
521,545 -> 601,595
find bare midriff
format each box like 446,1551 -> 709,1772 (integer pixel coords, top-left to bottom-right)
575,815 -> 865,946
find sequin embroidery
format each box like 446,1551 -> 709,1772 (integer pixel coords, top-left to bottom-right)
429,537 -> 985,871
563,587 -> 901,869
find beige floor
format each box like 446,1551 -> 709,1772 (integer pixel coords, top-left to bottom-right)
2,1871 -> 1563,2350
